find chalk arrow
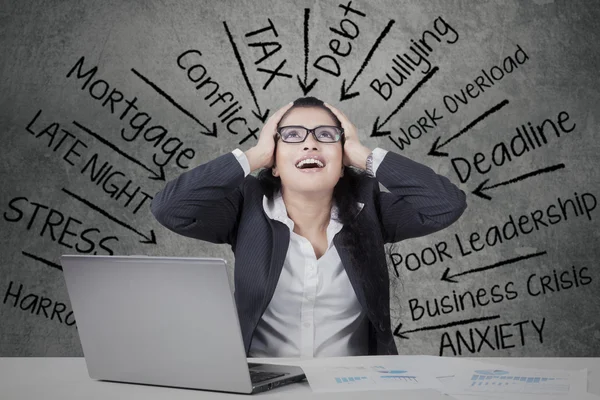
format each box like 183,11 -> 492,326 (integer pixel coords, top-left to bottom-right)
223,21 -> 270,124
72,121 -> 166,181
393,315 -> 501,340
473,163 -> 566,200
340,20 -> 395,102
297,76 -> 318,96
441,251 -> 547,283
131,68 -> 218,137
296,8 -> 318,95
370,66 -> 439,137
61,188 -> 157,245
428,99 -> 509,157
22,251 -> 63,271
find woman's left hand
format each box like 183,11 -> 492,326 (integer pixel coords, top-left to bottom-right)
324,102 -> 372,169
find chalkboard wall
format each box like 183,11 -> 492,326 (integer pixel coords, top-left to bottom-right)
1,0 -> 599,356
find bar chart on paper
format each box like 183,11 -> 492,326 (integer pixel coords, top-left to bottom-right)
334,376 -> 372,384
372,366 -> 419,383
333,367 -> 419,385
468,369 -> 570,394
302,363 -> 445,392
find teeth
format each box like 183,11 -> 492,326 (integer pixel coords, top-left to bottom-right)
296,158 -> 324,168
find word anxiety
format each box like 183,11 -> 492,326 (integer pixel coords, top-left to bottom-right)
439,317 -> 545,356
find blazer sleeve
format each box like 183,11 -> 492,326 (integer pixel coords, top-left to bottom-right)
150,152 -> 246,245
374,150 -> 467,243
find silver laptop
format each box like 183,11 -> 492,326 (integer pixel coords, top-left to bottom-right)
59,255 -> 306,394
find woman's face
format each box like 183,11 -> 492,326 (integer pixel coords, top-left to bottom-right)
273,106 -> 344,194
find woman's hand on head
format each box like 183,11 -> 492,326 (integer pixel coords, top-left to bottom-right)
323,102 -> 372,169
246,102 -> 294,171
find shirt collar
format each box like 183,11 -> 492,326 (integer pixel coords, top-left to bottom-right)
262,189 -> 364,231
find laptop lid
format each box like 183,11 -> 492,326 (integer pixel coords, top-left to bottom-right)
60,255 -> 253,393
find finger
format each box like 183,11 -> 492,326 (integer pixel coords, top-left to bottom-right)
276,101 -> 294,117
323,102 -> 341,117
265,102 -> 294,138
324,102 -> 349,127
268,102 -> 294,126
324,105 -> 353,141
264,102 -> 292,130
324,103 -> 358,142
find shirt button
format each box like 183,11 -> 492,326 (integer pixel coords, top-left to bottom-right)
307,295 -> 314,301
303,322 -> 311,328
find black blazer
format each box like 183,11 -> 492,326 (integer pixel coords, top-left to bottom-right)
150,150 -> 467,356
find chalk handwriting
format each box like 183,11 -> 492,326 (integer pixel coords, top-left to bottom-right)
314,2 -> 366,81
455,192 -> 595,258
66,56 -> 196,170
245,19 -> 293,89
385,44 -> 529,151
26,110 -> 154,214
3,196 -> 118,255
372,67 -> 439,138
526,265 -> 592,296
442,45 -> 529,115
222,21 -> 271,126
451,110 -> 576,184
408,282 -> 519,322
177,49 -> 261,145
339,19 -> 395,101
390,190 -> 597,273
370,16 -> 458,101
3,281 -> 77,328
439,318 -> 546,356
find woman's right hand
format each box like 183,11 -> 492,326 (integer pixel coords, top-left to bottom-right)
245,102 -> 294,171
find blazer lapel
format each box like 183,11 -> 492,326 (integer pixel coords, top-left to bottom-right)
262,218 -> 290,311
333,203 -> 367,311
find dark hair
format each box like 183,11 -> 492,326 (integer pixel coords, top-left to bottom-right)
277,97 -> 345,144
274,96 -> 346,157
257,97 -> 380,291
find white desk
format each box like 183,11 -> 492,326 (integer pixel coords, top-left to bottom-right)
0,356 -> 598,399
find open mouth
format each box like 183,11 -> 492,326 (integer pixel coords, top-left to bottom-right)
295,158 -> 325,170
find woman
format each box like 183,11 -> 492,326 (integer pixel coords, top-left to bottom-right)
150,96 -> 467,358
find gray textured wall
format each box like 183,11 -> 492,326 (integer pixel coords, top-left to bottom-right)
1,0 -> 599,357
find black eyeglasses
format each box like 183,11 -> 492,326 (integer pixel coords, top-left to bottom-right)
276,125 -> 344,143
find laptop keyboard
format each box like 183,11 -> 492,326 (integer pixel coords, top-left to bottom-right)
249,369 -> 286,383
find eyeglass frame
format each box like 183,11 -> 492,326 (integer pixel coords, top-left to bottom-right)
276,125 -> 345,143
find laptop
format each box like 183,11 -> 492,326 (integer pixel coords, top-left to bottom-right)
59,255 -> 306,394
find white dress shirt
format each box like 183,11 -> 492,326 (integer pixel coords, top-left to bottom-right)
231,147 -> 388,358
